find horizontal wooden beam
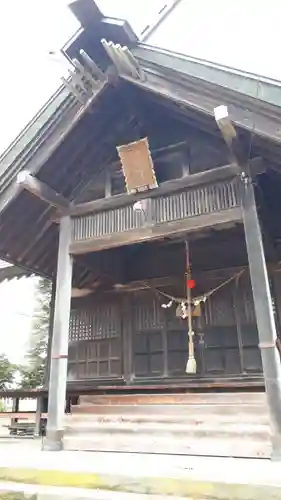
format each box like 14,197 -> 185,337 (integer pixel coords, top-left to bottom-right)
214,105 -> 247,168
70,206 -> 242,254
112,275 -> 181,292
17,171 -> 72,212
72,163 -> 239,216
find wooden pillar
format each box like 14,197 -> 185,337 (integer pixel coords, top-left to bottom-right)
241,175 -> 281,459
43,216 -> 73,451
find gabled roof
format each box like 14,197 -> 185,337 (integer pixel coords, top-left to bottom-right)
135,45 -> 281,109
1,41 -> 281,214
0,31 -> 281,280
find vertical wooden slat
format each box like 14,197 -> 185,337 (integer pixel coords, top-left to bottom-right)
71,179 -> 240,242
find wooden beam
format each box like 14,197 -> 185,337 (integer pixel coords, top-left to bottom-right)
43,216 -> 73,451
71,163 -> 240,216
214,105 -> 281,459
121,70 -> 281,144
112,275 -> 181,292
70,207 -> 242,254
241,175 -> 281,459
214,105 -> 247,168
17,171 -> 71,212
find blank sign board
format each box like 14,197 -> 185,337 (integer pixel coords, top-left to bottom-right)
117,137 -> 158,194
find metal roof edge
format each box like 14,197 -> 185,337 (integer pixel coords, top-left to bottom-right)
134,44 -> 281,109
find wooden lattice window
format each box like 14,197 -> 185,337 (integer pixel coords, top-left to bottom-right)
132,292 -> 164,332
69,303 -> 120,342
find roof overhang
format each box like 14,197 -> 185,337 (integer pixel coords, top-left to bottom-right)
0,40 -> 281,280
1,42 -> 281,217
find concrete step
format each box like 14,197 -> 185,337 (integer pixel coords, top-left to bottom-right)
80,392 -> 266,406
72,403 -> 269,417
63,433 -> 271,458
65,421 -> 270,439
67,392 -> 270,458
66,411 -> 270,425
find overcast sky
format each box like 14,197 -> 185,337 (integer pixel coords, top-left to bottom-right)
0,0 -> 280,362
0,0 -> 168,363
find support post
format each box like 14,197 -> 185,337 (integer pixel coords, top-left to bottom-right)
241,175 -> 281,459
43,216 -> 73,451
214,104 -> 281,459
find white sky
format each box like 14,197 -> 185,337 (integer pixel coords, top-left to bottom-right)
0,0 -> 280,362
0,0 -> 166,362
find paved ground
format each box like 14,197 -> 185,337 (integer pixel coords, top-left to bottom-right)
0,438 -> 280,498
0,438 -> 278,482
0,419 -> 10,437
0,482 -> 187,499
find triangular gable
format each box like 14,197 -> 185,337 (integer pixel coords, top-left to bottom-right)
0,31 -> 281,281
1,40 -> 281,217
0,42 -> 280,220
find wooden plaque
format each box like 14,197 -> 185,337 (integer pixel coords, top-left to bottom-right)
117,137 -> 158,194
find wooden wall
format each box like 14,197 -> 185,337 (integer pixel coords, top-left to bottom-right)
66,267 -> 274,384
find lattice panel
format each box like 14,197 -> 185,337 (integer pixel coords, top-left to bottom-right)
69,303 -> 120,342
134,331 -> 164,377
203,284 -> 236,326
67,337 -> 122,381
167,330 -> 189,375
154,179 -> 239,223
236,274 -> 256,325
203,326 -> 240,375
69,310 -> 93,342
132,292 -> 165,332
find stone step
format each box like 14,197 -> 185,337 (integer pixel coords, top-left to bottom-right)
65,420 -> 270,439
80,392 -> 266,406
72,403 -> 268,417
63,433 -> 271,458
68,392 -> 270,458
66,411 -> 270,425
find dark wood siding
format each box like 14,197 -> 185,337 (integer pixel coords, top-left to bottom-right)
68,298 -> 122,381
72,178 -> 239,242
66,268 -> 271,384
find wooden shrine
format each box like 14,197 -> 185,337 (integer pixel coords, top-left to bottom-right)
0,0 -> 281,456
